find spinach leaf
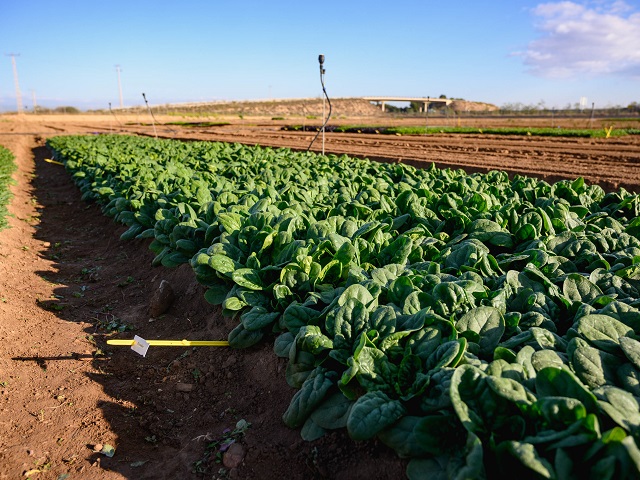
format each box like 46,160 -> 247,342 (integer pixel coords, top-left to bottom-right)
455,306 -> 505,357
346,390 -> 406,441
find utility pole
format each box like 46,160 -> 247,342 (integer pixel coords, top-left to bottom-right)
31,90 -> 37,113
115,65 -> 123,108
6,53 -> 23,114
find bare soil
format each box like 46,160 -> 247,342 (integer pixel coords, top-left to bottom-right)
0,112 -> 639,480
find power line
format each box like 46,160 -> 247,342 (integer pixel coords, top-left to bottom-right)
5,53 -> 23,114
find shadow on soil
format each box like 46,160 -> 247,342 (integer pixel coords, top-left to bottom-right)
28,144 -> 406,479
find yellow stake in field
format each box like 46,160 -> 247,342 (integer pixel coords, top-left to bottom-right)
107,336 -> 229,356
107,339 -> 229,347
44,158 -> 64,166
604,126 -> 614,139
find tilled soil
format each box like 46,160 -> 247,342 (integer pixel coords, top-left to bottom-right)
0,113 -> 639,480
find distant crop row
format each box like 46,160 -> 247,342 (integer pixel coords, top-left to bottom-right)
282,125 -> 640,138
48,134 -> 640,479
0,145 -> 16,231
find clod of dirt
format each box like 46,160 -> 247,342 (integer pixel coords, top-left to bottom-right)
222,355 -> 237,368
176,382 -> 194,392
149,279 -> 175,317
222,443 -> 245,469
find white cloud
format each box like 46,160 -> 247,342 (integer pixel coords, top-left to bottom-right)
522,1 -> 640,78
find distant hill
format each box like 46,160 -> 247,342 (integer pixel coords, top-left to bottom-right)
122,97 -> 499,117
128,98 -> 379,117
449,100 -> 500,112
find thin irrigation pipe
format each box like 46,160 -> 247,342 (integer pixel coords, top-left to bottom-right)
142,92 -> 158,138
307,55 -> 332,154
322,89 -> 326,154
109,102 -> 123,127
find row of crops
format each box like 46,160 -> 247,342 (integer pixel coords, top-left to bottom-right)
47,134 -> 640,479
0,145 -> 16,231
281,125 -> 640,138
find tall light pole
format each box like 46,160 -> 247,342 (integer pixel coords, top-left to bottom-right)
115,65 -> 123,108
6,53 -> 23,114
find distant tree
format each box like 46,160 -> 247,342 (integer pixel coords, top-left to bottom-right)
439,94 -> 447,99
54,106 -> 80,114
383,104 -> 407,113
500,103 -> 515,112
409,101 -> 422,112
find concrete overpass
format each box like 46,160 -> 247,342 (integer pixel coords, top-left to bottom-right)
363,96 -> 452,112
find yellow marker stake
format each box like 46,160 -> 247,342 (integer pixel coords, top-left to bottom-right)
44,158 -> 64,166
604,126 -> 614,139
107,339 -> 229,347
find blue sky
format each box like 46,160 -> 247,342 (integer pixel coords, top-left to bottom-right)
0,0 -> 638,111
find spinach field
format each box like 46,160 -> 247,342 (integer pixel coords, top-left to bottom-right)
48,134 -> 640,479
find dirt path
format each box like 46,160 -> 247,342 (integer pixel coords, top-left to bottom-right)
0,117 -> 404,479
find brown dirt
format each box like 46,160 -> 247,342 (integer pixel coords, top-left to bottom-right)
0,112 -> 639,479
